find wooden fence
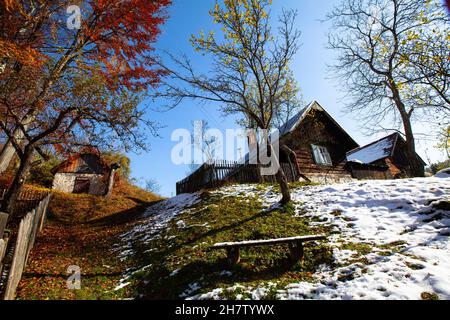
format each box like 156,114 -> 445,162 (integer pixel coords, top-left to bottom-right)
176,160 -> 299,195
0,188 -> 50,218
0,193 -> 51,300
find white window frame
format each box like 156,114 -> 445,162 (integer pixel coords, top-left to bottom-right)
311,144 -> 333,166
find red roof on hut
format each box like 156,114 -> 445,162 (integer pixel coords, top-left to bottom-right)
51,153 -> 111,175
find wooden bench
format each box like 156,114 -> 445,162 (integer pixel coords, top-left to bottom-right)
211,235 -> 327,266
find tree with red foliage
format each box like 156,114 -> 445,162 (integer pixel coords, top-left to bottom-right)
0,0 -> 171,215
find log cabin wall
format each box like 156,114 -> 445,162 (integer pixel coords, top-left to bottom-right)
281,109 -> 358,182
390,138 -> 425,177
347,160 -> 393,180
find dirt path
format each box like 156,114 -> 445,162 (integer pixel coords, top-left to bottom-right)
15,219 -> 133,300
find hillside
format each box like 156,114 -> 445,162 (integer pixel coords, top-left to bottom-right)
48,180 -> 162,224
15,180 -> 162,300
112,177 -> 449,300
14,176 -> 450,300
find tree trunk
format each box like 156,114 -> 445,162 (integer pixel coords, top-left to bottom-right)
268,143 -> 291,204
1,144 -> 34,215
390,82 -> 424,177
0,131 -> 24,173
281,144 -> 310,182
0,140 -> 18,173
0,117 -> 33,173
400,117 -> 422,176
276,165 -> 291,205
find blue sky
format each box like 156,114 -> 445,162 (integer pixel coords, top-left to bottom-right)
127,0 -> 447,197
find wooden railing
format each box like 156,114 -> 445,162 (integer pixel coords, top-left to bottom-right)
0,193 -> 52,300
0,188 -> 50,218
176,161 -> 299,195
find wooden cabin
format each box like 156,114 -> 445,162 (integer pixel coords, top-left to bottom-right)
277,101 -> 359,183
51,153 -> 119,196
346,133 -> 426,179
176,101 -> 427,194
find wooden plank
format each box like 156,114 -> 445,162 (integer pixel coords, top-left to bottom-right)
0,212 -> 9,239
4,211 -> 34,300
0,238 -> 9,277
0,238 -> 7,263
212,235 -> 326,249
25,209 -> 38,265
39,194 -> 51,233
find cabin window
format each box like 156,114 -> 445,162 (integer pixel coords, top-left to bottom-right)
311,144 -> 332,166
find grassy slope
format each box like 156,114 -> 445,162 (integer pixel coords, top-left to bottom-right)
15,180 -> 161,300
14,180 -> 447,300
49,180 -> 161,224
121,183 -> 335,300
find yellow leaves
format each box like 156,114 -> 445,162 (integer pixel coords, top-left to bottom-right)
379,44 -> 390,56
192,0 -> 273,62
396,82 -> 405,91
222,56 -> 233,66
406,32 -> 420,41
432,56 -> 442,64
3,0 -> 22,11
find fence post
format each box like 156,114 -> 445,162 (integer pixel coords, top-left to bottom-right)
0,212 -> 8,239
39,194 -> 51,233
1,192 -> 52,300
24,208 -> 39,266
4,211 -> 33,300
0,237 -> 8,280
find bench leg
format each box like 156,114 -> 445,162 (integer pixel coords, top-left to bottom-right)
226,247 -> 240,265
289,242 -> 304,264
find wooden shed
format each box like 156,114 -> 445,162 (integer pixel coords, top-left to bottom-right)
345,133 -> 426,179
51,153 -> 118,196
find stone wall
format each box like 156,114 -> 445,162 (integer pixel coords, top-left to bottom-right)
52,173 -> 107,195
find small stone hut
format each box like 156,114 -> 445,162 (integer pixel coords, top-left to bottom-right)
51,153 -> 119,196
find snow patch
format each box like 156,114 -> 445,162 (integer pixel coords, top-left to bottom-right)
114,192 -> 202,260
191,178 -> 450,300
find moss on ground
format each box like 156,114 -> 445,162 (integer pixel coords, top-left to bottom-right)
121,193 -> 333,299
421,292 -> 440,300
341,242 -> 373,255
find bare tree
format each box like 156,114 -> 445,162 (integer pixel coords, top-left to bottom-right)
437,125 -> 450,159
155,0 -> 302,204
145,178 -> 161,194
327,0 -> 449,177
186,120 -> 218,175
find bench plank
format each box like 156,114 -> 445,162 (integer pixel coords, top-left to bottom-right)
212,235 -> 326,249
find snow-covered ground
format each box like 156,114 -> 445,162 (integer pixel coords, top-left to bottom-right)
115,176 -> 449,300
194,177 -> 450,300
114,192 -> 202,261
